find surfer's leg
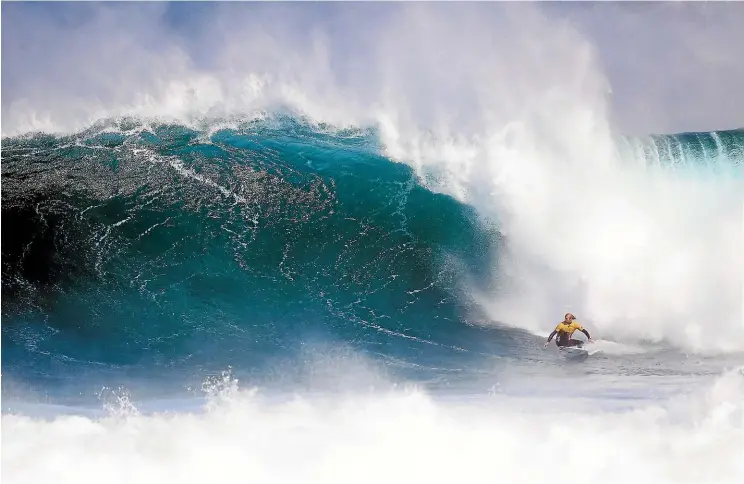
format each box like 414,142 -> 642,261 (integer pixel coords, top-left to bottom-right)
568,339 -> 583,348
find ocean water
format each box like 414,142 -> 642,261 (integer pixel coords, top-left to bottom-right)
2,3 -> 744,483
3,116 -> 743,483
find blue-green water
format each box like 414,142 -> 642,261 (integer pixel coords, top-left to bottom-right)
3,117 -> 743,409
1,116 -> 510,400
3,0 -> 744,479
3,115 -> 744,484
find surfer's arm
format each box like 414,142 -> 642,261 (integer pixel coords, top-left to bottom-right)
579,328 -> 594,342
545,330 -> 557,344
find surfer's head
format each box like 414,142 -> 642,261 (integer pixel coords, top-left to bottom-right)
564,313 -> 576,322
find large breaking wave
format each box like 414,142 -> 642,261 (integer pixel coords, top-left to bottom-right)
3,117 -> 742,384
3,4 -> 744,484
1,116 -> 505,385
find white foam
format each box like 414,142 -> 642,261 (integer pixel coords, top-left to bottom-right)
3,367 -> 743,484
438,102 -> 743,353
585,339 -> 649,356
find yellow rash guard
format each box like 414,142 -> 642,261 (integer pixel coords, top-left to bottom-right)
547,321 -> 591,346
555,321 -> 584,337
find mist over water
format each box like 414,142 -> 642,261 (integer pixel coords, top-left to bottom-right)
2,2 -> 743,483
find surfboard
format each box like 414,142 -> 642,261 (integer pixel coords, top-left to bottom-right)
558,346 -> 589,361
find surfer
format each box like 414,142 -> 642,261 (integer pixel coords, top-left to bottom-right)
543,313 -> 594,348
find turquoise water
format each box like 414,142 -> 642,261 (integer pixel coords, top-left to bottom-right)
2,114 -> 743,484
3,117 -> 742,411
1,116 -> 504,402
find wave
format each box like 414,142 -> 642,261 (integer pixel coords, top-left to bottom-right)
3,116 -> 743,384
1,116 -> 505,382
3,5 -> 744,484
3,3 -> 743,384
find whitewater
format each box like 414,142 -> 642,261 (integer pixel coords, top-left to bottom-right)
2,3 -> 743,484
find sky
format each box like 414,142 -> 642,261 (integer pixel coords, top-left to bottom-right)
2,1 -> 743,136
